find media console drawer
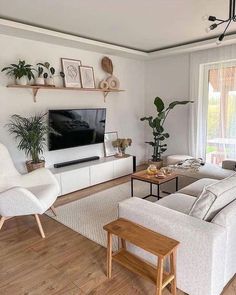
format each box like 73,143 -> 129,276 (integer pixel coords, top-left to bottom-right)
60,166 -> 90,195
90,161 -> 114,186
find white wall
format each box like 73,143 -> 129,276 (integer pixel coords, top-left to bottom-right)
145,54 -> 191,159
0,34 -> 146,172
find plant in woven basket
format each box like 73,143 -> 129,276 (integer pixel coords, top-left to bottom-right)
112,138 -> 132,156
7,113 -> 57,171
141,97 -> 193,162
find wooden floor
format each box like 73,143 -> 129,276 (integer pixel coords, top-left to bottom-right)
0,172 -> 235,295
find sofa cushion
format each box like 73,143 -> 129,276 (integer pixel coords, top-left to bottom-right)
189,173 -> 236,221
173,163 -> 234,180
156,193 -> 196,214
211,199 -> 236,227
178,178 -> 218,197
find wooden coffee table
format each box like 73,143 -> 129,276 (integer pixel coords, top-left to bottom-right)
104,218 -> 179,295
131,170 -> 178,199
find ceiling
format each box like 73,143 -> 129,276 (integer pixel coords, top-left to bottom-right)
0,0 -> 235,52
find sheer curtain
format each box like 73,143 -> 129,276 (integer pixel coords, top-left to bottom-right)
189,44 -> 236,163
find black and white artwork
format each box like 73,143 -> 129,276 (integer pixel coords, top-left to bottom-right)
61,58 -> 82,87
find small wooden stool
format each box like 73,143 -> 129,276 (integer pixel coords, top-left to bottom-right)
103,218 -> 179,295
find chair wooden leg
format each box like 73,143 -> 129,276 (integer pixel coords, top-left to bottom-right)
0,217 -> 6,230
34,214 -> 45,238
50,205 -> 57,216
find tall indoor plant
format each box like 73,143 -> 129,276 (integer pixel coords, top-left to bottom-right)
141,97 -> 193,167
1,60 -> 35,85
7,113 -> 56,172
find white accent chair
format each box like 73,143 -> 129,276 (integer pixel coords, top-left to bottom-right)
0,143 -> 60,238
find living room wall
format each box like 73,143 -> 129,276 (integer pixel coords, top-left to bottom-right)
145,54 -> 190,159
0,34 -> 146,172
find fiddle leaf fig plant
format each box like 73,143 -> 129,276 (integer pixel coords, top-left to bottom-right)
141,97 -> 193,162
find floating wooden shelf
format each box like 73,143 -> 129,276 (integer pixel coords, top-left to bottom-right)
7,84 -> 125,102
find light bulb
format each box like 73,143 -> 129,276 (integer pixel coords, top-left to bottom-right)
202,14 -> 209,21
205,27 -> 211,33
216,40 -> 222,46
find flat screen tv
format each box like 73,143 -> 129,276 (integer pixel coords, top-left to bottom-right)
49,108 -> 106,151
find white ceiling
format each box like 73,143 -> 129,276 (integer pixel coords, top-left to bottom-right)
0,0 -> 235,52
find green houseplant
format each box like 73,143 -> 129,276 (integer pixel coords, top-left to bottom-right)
7,113 -> 56,172
141,97 -> 193,167
37,62 -> 55,86
1,60 -> 35,85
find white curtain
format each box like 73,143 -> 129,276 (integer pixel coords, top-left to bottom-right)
189,44 -> 236,161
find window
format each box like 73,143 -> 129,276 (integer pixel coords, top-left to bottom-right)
205,63 -> 236,165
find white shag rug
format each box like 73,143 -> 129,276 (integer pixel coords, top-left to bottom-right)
46,181 -> 158,249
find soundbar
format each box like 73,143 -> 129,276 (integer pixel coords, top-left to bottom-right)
54,156 -> 100,168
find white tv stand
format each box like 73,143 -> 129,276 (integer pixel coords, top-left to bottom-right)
50,155 -> 134,196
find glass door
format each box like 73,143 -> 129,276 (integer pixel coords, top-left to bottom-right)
205,62 -> 236,165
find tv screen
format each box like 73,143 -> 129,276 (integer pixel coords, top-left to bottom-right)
49,108 -> 106,151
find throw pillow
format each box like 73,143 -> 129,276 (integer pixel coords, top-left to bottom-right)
189,173 -> 236,221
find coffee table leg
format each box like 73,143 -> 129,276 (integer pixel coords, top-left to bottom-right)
131,178 -> 134,197
107,232 -> 112,278
176,177 -> 178,192
150,183 -> 152,196
157,184 -> 160,199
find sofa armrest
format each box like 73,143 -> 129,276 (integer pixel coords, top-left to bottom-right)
222,160 -> 236,170
0,187 -> 44,216
118,197 -> 226,295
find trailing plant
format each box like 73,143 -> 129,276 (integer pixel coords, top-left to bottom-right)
37,62 -> 55,78
1,60 -> 35,80
140,97 -> 193,162
7,113 -> 57,164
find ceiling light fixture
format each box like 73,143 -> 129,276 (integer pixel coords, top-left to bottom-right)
203,0 -> 236,45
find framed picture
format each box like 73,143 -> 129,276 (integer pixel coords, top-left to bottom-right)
61,58 -> 82,87
104,131 -> 119,157
79,66 -> 95,89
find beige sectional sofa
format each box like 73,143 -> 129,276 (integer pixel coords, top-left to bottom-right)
118,161 -> 236,295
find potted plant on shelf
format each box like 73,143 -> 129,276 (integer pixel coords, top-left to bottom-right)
37,62 -> 55,86
140,97 -> 193,168
34,66 -> 45,85
7,113 -> 57,172
112,138 -> 132,157
1,60 -> 35,85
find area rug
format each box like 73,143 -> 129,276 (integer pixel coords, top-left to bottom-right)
46,181 -> 157,249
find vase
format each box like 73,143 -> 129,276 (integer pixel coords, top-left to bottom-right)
116,147 -> 126,157
45,77 -> 55,86
35,77 -> 45,86
16,76 -> 28,85
148,159 -> 163,169
26,160 -> 45,172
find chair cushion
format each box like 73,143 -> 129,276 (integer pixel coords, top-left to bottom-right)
156,193 -> 196,214
178,178 -> 218,197
28,184 -> 58,212
189,173 -> 236,221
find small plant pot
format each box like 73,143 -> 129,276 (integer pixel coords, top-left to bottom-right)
45,77 -> 55,86
26,160 -> 45,172
16,76 -> 28,85
35,77 -> 45,86
148,159 -> 163,169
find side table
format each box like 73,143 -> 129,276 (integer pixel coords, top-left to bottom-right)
103,218 -> 180,295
